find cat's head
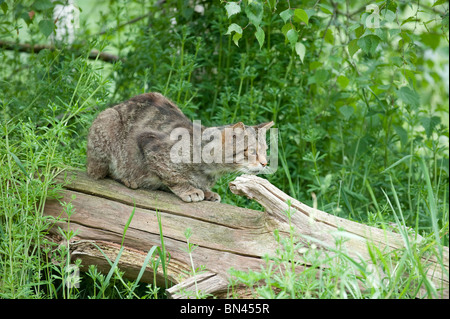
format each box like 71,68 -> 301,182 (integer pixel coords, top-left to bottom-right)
220,121 -> 274,174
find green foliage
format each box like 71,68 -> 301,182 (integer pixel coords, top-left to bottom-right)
229,201 -> 447,298
0,0 -> 448,299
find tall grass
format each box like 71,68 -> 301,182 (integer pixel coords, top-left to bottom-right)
229,195 -> 448,299
0,0 -> 448,299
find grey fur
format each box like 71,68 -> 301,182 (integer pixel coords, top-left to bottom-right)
87,92 -> 273,202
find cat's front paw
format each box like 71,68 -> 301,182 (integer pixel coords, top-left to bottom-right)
178,188 -> 205,202
123,179 -> 138,189
204,190 -> 221,202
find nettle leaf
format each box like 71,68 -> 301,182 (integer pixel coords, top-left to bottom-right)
432,0 -> 447,7
233,32 -> 243,46
357,34 -> 381,55
295,42 -> 306,63
233,33 -> 242,46
225,2 -> 241,18
393,125 -> 408,146
294,9 -> 309,25
339,105 -> 354,120
308,69 -> 330,84
38,19 -> 55,38
1,1 -> 8,14
318,4 -> 333,14
286,29 -> 298,49
281,23 -> 294,37
32,0 -> 54,11
255,26 -> 265,49
245,1 -> 263,27
337,75 -> 349,89
420,116 -> 441,138
381,9 -> 396,23
420,32 -> 441,50
226,23 -> 243,46
348,39 -> 360,57
442,12 -> 449,33
226,23 -> 242,35
354,25 -> 365,38
397,86 -> 420,109
280,9 -> 293,23
324,29 -> 334,44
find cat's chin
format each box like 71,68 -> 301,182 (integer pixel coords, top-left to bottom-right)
240,166 -> 265,175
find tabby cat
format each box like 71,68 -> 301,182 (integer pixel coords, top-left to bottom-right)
87,92 -> 273,202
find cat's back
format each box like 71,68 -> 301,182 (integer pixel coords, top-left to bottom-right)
112,92 -> 189,131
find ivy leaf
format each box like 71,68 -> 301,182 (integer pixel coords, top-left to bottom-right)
225,2 -> 241,18
286,29 -> 298,49
397,86 -> 420,109
279,9 -> 293,23
38,19 -> 55,38
295,42 -> 306,63
348,39 -> 360,57
245,1 -> 263,27
420,116 -> 441,138
294,9 -> 309,25
255,26 -> 265,49
357,34 -> 381,55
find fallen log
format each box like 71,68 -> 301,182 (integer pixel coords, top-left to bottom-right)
43,170 -> 449,298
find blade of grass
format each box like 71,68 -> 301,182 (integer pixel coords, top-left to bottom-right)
156,210 -> 170,289
127,245 -> 159,299
121,202 -> 136,247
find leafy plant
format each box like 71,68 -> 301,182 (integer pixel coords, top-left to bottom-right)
0,0 -> 447,299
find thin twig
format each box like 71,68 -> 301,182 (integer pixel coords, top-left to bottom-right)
0,40 -> 120,63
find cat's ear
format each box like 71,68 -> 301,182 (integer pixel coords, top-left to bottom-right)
255,121 -> 274,130
232,122 -> 245,130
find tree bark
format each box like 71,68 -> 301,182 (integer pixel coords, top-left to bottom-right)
43,170 -> 449,298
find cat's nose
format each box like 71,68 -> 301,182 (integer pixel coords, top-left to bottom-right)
261,162 -> 267,167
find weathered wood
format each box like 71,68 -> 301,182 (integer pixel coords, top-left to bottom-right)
44,170 -> 283,298
166,271 -> 229,299
229,174 -> 449,298
43,170 -> 449,298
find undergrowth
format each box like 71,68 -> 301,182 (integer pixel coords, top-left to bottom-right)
0,0 -> 448,298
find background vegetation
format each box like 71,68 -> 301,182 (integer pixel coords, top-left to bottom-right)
0,0 -> 448,298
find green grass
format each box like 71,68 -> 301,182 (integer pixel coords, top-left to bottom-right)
0,0 -> 448,299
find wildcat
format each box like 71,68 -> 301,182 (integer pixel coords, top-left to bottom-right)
87,92 -> 273,202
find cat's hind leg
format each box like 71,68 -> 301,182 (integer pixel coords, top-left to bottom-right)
86,153 -> 109,179
87,108 -> 121,179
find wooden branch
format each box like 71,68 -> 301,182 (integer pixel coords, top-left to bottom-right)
166,271 -> 229,299
0,40 -> 120,63
94,12 -> 152,37
229,175 -> 449,298
43,170 -> 449,299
